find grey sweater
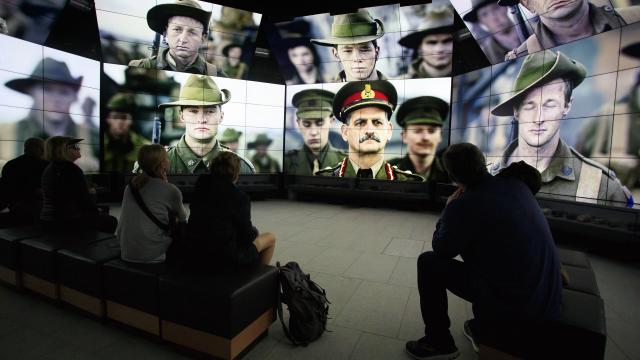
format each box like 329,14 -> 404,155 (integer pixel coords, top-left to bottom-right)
117,178 -> 187,263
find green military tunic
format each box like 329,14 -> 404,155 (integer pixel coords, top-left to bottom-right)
284,144 -> 345,176
128,48 -> 220,76
222,60 -> 247,79
333,70 -> 387,83
251,154 -> 280,173
166,135 -> 255,175
490,139 -> 632,206
103,131 -> 150,173
406,58 -> 451,78
507,3 -> 640,59
316,157 -> 425,181
388,155 -> 449,183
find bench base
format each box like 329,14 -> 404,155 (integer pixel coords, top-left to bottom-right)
106,301 -> 160,336
60,286 -> 104,317
162,308 -> 274,360
22,273 -> 58,299
0,265 -> 18,286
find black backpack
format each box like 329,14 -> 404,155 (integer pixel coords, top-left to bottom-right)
276,261 -> 330,346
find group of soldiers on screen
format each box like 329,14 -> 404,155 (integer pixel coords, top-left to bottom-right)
277,4 -> 456,84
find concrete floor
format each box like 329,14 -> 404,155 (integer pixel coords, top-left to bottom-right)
1,199 -> 638,359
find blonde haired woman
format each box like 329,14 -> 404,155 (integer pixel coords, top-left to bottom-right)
40,136 -> 117,233
117,144 -> 187,263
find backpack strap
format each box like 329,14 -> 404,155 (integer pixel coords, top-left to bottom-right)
276,262 -> 306,346
129,183 -> 170,232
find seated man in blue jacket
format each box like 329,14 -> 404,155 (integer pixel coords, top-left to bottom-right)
405,143 -> 562,359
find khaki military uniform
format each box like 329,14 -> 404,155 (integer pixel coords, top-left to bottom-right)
103,131 -> 150,173
129,48 -> 219,76
577,101 -> 640,188
406,58 -> 451,78
333,70 -> 387,83
388,155 -> 449,183
317,157 -> 425,181
284,144 -> 345,176
0,114 -> 99,172
507,4 -> 640,59
490,139 -> 632,206
222,61 -> 247,79
166,135 -> 254,175
251,154 -> 280,173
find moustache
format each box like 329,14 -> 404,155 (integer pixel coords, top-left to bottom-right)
359,133 -> 381,143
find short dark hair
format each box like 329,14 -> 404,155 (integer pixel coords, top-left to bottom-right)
209,151 -> 241,182
442,143 -> 488,186
23,137 -> 44,158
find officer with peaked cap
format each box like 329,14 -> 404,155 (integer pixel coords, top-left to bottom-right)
399,4 -> 455,78
219,128 -> 242,152
462,0 -> 520,64
157,75 -> 254,174
388,96 -> 450,182
285,89 -> 345,176
248,133 -> 280,173
0,57 -> 99,172
490,50 -> 632,206
103,93 -> 150,173
311,10 -> 387,82
316,80 -> 424,181
129,0 -> 220,76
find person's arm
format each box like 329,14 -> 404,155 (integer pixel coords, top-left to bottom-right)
169,184 -> 187,222
235,190 -> 258,246
431,200 -> 466,259
68,163 -> 98,215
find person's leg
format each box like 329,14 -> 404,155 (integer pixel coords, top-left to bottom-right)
94,214 -> 118,234
252,232 -> 276,265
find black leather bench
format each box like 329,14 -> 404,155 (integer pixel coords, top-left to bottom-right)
102,259 -> 166,336
19,231 -> 115,299
0,227 -> 44,286
56,238 -> 121,317
479,249 -> 606,360
158,265 -> 278,360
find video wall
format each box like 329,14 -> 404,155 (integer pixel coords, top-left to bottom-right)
451,21 -> 640,207
2,0 -> 640,208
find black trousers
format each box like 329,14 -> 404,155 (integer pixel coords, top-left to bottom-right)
417,251 -> 480,345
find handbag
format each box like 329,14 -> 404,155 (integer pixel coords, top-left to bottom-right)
129,184 -> 186,263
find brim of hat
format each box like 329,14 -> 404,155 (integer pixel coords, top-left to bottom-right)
5,78 -> 81,94
497,0 -> 520,6
310,33 -> 383,47
68,138 -> 84,144
403,118 -> 444,127
462,0 -> 495,22
622,43 -> 640,59
338,101 -> 393,123
147,4 -> 211,34
296,109 -> 331,119
220,137 -> 240,142
158,99 -> 230,108
247,140 -> 272,148
399,26 -> 457,48
491,53 -> 571,117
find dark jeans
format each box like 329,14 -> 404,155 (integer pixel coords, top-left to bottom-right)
417,251 -> 480,345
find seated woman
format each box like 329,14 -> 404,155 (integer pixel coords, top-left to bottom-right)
117,144 -> 187,263
187,152 -> 276,269
40,136 -> 117,233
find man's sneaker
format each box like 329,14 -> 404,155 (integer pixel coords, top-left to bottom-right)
463,319 -> 479,352
405,337 -> 460,360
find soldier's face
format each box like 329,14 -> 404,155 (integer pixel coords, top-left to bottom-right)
420,34 -> 453,70
288,46 -> 315,72
165,16 -> 206,61
477,4 -> 512,33
297,116 -> 332,152
332,43 -> 379,80
28,83 -> 78,122
106,111 -> 132,137
402,124 -> 442,157
227,47 -> 242,66
341,107 -> 392,155
181,105 -> 223,142
515,81 -> 571,148
521,0 -> 584,20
